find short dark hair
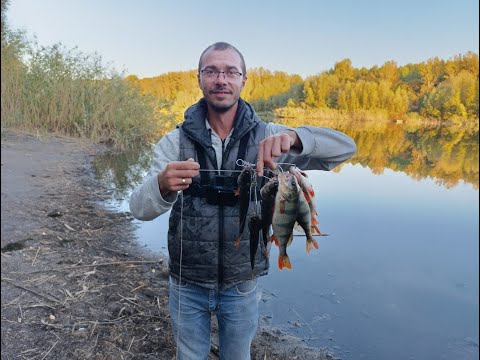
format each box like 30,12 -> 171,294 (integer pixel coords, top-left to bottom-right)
198,42 -> 246,76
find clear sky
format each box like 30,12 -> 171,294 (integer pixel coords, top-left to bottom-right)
6,0 -> 479,79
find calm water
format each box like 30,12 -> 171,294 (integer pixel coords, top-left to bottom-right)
93,123 -> 479,360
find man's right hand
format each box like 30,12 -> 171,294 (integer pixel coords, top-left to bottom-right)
157,158 -> 200,197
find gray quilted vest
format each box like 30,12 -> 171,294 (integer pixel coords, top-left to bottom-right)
168,98 -> 269,289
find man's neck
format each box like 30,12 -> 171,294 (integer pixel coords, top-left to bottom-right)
206,103 -> 238,140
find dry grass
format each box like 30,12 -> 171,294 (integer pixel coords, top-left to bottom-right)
1,41 -> 159,150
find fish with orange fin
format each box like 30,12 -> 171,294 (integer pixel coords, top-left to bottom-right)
235,165 -> 255,248
296,184 -> 319,253
271,172 -> 301,270
289,166 -> 322,236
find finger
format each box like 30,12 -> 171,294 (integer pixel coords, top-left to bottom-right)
171,169 -> 199,180
257,143 -> 264,176
179,177 -> 191,186
175,160 -> 200,170
281,133 -> 291,152
271,137 -> 282,157
262,139 -> 276,171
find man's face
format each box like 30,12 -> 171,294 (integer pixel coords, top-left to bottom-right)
198,48 -> 246,113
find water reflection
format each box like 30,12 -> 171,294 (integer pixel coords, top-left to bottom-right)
346,124 -> 479,189
91,122 -> 479,193
91,142 -> 154,201
90,121 -> 479,360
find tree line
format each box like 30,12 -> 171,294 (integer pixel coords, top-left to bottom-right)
2,0 -> 478,152
127,53 -> 479,124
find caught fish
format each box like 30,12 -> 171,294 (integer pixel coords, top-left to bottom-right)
248,214 -> 263,273
289,166 -> 321,236
271,172 -> 301,270
296,187 -> 319,253
260,176 -> 279,255
235,165 -> 255,247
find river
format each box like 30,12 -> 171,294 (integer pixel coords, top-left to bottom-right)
93,121 -> 479,360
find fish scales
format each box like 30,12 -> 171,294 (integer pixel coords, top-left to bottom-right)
271,172 -> 300,270
296,187 -> 319,252
289,167 -> 321,235
260,177 -> 278,254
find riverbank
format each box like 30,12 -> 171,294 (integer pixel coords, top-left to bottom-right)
1,129 -> 333,359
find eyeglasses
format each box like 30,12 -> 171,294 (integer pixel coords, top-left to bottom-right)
200,69 -> 243,79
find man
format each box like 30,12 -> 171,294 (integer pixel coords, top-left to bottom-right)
129,42 -> 356,360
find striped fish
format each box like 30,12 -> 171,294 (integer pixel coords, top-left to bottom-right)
296,185 -> 319,253
271,172 -> 300,270
289,166 -> 321,236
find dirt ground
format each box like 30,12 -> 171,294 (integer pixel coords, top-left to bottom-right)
1,130 -> 334,360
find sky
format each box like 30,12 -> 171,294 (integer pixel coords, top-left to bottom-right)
6,0 -> 480,79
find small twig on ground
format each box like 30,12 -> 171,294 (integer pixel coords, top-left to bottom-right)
64,223 -> 75,231
156,296 -> 162,318
31,247 -> 41,266
18,304 -> 23,320
127,336 -> 135,352
130,284 -> 146,292
40,319 -> 64,329
40,340 -> 59,360
117,293 -> 149,311
3,260 -> 162,275
89,320 -> 98,339
1,278 -> 63,304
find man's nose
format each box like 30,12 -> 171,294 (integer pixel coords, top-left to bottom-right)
214,72 -> 227,83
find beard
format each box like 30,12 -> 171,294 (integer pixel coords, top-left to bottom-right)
209,99 -> 238,113
204,87 -> 239,113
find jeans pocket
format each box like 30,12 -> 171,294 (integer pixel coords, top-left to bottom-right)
235,279 -> 258,295
170,276 -> 189,289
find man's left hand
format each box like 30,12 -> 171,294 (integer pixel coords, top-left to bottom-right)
256,130 -> 302,176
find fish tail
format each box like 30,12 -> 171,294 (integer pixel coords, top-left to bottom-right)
278,255 -> 292,270
306,237 -> 319,253
306,240 -> 313,253
271,234 -> 279,247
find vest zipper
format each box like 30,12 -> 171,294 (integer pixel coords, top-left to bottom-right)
218,139 -> 226,288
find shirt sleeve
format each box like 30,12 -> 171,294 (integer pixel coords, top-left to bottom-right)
129,129 -> 180,220
265,123 -> 357,171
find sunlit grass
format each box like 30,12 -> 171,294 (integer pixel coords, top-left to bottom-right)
1,37 -> 162,149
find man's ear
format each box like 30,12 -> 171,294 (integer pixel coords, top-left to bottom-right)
241,75 -> 247,89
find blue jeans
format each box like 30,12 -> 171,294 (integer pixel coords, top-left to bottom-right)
169,276 -> 259,360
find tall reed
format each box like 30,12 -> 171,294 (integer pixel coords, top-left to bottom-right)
1,40 -> 159,149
